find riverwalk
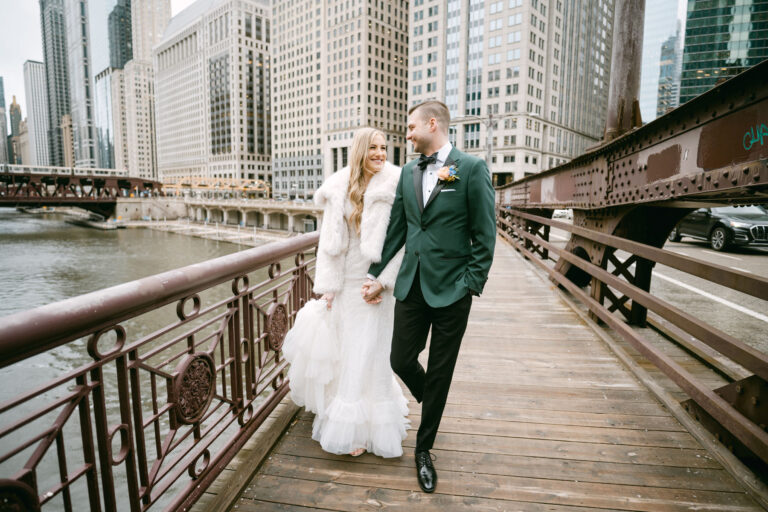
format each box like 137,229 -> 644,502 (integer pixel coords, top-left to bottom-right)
193,239 -> 763,511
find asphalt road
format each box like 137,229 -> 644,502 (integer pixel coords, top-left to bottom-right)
546,224 -> 768,354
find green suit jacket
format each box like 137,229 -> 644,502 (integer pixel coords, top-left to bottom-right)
368,147 -> 496,308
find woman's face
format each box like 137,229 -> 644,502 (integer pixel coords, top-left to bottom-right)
365,134 -> 387,173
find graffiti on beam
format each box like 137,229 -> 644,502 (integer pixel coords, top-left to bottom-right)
742,124 -> 768,151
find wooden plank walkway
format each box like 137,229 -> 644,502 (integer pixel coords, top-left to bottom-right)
228,239 -> 762,511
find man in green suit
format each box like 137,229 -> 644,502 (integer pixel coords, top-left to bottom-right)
363,100 -> 496,493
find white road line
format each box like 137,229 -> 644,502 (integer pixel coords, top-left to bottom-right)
702,249 -> 742,261
654,272 -> 768,324
730,266 -> 752,274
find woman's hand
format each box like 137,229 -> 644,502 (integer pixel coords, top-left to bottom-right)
320,293 -> 335,310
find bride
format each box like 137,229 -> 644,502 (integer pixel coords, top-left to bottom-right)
283,127 -> 408,458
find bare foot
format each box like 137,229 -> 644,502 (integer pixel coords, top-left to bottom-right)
349,448 -> 365,457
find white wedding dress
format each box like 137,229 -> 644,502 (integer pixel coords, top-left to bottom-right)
283,203 -> 409,458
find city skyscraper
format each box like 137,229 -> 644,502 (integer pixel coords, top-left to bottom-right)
40,0 -> 71,167
409,0 -> 614,185
65,0 -> 97,167
271,0 -> 408,199
108,0 -> 133,69
122,0 -> 171,179
9,96 -> 22,137
23,60 -> 52,166
8,96 -> 22,164
155,0 -> 271,184
0,77 -> 8,164
60,113 -> 75,167
639,0 -> 685,123
680,0 -> 768,105
657,28 -> 682,117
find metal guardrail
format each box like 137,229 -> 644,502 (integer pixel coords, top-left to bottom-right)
0,232 -> 319,511
496,207 -> 768,471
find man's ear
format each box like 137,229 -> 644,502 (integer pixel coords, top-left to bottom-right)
429,117 -> 438,132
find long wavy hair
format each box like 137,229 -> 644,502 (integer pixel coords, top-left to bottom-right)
347,127 -> 385,234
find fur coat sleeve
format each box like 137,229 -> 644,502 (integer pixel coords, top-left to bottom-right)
312,163 -> 403,295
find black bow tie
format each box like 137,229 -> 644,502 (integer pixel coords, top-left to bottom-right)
417,153 -> 438,170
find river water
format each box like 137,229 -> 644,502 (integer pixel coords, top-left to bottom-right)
0,208 -> 265,509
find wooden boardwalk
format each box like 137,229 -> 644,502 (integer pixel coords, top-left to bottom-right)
225,239 -> 762,511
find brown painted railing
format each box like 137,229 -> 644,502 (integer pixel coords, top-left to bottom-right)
496,207 -> 768,474
0,232 -> 319,511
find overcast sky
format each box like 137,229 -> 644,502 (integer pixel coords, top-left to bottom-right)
0,0 -> 196,122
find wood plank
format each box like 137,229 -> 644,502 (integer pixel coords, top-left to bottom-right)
242,474 -> 609,512
286,420 -> 721,469
275,434 -> 742,492
255,455 -> 761,512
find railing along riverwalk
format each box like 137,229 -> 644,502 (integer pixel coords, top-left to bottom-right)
497,207 -> 768,488
0,232 -> 319,511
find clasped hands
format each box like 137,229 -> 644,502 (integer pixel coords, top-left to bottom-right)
361,279 -> 384,305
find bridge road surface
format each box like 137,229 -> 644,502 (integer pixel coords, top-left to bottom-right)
215,237 -> 763,511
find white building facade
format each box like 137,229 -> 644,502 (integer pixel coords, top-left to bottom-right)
270,0 -> 408,199
154,0 -> 271,185
409,0 -> 614,185
24,61 -> 52,166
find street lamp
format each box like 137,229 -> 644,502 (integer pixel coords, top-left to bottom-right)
454,112 -> 517,182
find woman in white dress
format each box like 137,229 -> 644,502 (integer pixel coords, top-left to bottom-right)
283,127 -> 408,458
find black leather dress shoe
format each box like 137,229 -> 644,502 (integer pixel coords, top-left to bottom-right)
415,450 -> 437,493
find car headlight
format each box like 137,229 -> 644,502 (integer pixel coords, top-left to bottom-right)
729,221 -> 751,228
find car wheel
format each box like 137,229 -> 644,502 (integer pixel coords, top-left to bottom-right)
709,226 -> 731,251
668,227 -> 681,242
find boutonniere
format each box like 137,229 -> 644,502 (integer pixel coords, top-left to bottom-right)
437,165 -> 459,183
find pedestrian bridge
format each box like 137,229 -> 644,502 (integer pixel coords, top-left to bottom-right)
1,56 -> 767,512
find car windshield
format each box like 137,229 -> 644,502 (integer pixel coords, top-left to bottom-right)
714,206 -> 767,215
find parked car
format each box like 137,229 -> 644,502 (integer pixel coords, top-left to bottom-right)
668,205 -> 768,251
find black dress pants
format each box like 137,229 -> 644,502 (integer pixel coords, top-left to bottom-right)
390,267 -> 472,451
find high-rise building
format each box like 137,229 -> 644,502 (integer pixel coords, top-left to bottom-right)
271,0 -> 408,199
65,0 -> 97,167
0,77 -> 8,164
40,0 -> 71,167
8,96 -> 23,163
639,0 -> 685,123
94,67 -> 116,167
111,68 -> 129,171
61,113 -> 75,167
9,96 -> 22,137
23,60 -> 51,166
680,0 -> 768,105
108,0 -> 133,69
155,0 -> 271,184
121,0 -> 171,179
19,120 -> 32,165
409,0 -> 614,184
657,29 -> 682,117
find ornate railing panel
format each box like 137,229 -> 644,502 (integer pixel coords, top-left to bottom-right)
0,232 -> 319,511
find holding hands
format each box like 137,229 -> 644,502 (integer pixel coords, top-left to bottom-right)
320,293 -> 335,310
361,279 -> 384,304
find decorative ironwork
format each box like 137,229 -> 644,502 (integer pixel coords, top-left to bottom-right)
174,353 -> 216,425
0,232 -> 319,511
0,480 -> 40,512
266,303 -> 289,352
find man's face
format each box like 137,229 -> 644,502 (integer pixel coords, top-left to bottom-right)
406,109 -> 433,155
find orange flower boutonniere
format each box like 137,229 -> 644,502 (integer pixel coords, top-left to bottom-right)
436,165 -> 459,183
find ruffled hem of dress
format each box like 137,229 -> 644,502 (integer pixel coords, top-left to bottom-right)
312,390 -> 410,458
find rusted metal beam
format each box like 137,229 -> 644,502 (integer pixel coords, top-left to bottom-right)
497,60 -> 768,209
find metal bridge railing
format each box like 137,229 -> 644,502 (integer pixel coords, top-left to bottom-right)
497,207 -> 768,475
0,232 -> 319,511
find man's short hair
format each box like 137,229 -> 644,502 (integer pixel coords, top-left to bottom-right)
409,100 -> 450,134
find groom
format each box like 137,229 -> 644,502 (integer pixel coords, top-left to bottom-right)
363,100 -> 496,493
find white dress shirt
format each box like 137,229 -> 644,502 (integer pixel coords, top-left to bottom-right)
422,142 -> 454,206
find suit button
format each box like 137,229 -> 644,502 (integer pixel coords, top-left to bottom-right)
421,226 -> 426,231
415,251 -> 420,256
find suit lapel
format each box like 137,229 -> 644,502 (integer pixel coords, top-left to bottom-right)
423,154 -> 459,211
413,163 -> 425,213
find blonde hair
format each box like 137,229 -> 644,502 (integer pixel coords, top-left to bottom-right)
348,127 -> 385,234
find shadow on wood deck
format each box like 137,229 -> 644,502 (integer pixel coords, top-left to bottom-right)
196,238 -> 763,511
